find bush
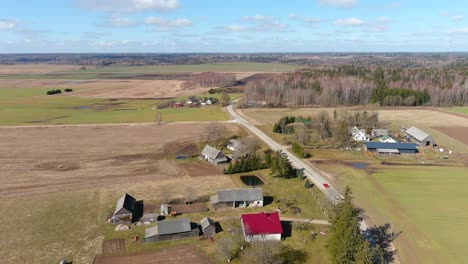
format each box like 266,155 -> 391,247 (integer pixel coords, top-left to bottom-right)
64,88 -> 73,92
46,89 -> 62,95
304,180 -> 313,189
292,142 -> 311,158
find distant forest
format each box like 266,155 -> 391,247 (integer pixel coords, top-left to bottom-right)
1,53 -> 468,68
243,65 -> 468,107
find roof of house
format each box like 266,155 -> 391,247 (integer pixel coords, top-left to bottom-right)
372,129 -> 389,137
377,148 -> 400,154
405,126 -> 434,142
201,217 -> 215,230
211,188 -> 263,204
201,145 -> 226,161
241,212 -> 283,235
350,126 -> 360,135
380,135 -> 393,141
114,193 -> 136,215
145,218 -> 192,238
228,139 -> 244,150
365,142 -> 417,150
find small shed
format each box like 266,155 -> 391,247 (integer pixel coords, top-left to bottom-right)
201,217 -> 216,237
201,145 -> 228,165
112,193 -> 136,225
160,204 -> 170,216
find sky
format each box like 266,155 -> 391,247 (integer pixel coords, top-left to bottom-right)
0,0 -> 467,53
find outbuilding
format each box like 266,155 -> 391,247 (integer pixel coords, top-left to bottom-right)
405,126 -> 435,146
364,142 -> 417,154
210,188 -> 263,210
145,218 -> 199,243
201,145 -> 228,165
200,217 -> 216,237
112,193 -> 137,225
241,212 -> 283,242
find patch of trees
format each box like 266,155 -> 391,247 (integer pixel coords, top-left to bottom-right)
273,116 -> 311,134
208,87 -> 243,94
223,153 -> 268,174
46,89 -> 62,95
181,72 -> 236,89
370,87 -> 430,106
328,186 -> 400,264
243,65 -> 468,107
64,88 -> 73,92
267,150 -> 298,179
292,142 -> 311,158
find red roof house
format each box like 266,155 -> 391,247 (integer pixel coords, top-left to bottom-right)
240,212 -> 283,242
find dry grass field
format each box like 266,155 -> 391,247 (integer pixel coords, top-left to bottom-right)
0,123 -> 242,263
0,64 -> 81,74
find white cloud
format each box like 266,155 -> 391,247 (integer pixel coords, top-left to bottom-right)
319,0 -> 357,8
304,17 -> 321,24
450,27 -> 468,34
100,17 -> 137,27
378,16 -> 391,23
222,15 -> 288,33
144,17 -> 192,30
333,18 -> 364,26
288,13 -> 297,20
242,15 -> 273,22
451,15 -> 464,21
0,19 -> 17,31
224,25 -> 247,32
75,0 -> 180,13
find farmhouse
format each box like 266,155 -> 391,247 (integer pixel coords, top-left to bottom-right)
241,212 -> 283,242
210,188 -> 263,210
145,218 -> 199,243
405,126 -> 435,146
201,145 -> 228,165
379,134 -> 396,143
372,129 -> 389,138
111,193 -> 137,225
364,142 -> 417,154
351,126 -> 370,142
200,217 -> 216,237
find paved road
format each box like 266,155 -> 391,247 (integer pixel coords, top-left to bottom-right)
227,104 -> 341,202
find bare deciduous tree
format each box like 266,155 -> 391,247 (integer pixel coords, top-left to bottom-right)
242,241 -> 283,264
206,122 -> 226,148
218,237 -> 237,262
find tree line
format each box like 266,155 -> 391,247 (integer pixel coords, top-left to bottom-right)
181,72 -> 236,90
242,65 -> 468,107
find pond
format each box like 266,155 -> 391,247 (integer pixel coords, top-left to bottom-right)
349,162 -> 369,169
240,175 -> 264,186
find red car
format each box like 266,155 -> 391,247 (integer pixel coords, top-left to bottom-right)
323,183 -> 330,189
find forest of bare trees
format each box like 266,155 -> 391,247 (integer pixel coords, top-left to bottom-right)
243,65 -> 468,107
181,72 -> 236,89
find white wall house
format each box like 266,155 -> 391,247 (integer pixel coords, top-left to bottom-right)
241,212 -> 283,242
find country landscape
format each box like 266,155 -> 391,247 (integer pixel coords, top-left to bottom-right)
1,1 -> 468,264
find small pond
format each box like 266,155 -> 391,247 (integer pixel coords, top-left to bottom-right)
349,162 -> 369,169
240,175 -> 264,186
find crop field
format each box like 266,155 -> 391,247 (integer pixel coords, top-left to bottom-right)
0,123 -> 242,263
445,107 -> 468,115
241,107 -> 468,264
0,88 -> 229,125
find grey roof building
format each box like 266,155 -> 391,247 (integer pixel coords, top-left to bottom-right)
145,218 -> 199,243
372,129 -> 389,138
211,188 -> 263,210
201,145 -> 228,165
112,193 -> 136,224
201,217 -> 216,237
405,126 -> 435,146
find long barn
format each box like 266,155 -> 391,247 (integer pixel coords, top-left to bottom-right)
364,142 -> 417,154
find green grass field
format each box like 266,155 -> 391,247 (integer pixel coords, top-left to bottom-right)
445,107 -> 468,115
316,157 -> 468,264
0,88 -> 229,125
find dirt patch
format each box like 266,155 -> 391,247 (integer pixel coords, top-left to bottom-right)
34,161 -> 80,171
179,161 -> 223,177
171,201 -> 208,214
176,143 -> 199,157
433,126 -> 468,146
93,245 -> 213,264
102,239 -> 125,255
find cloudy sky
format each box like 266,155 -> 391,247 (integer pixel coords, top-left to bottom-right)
0,0 -> 467,53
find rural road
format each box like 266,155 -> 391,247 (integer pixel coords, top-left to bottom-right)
226,103 -> 371,232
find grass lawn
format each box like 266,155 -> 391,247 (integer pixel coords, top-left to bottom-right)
445,107 -> 468,115
0,88 -> 229,125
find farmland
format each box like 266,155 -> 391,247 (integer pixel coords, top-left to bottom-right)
240,107 -> 468,264
0,122 -> 330,263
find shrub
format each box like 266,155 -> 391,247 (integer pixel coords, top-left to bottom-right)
64,88 -> 73,92
46,89 -> 62,95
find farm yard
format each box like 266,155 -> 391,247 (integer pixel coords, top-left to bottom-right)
240,107 -> 468,264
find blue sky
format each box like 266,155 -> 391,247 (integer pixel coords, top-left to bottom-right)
0,0 -> 467,53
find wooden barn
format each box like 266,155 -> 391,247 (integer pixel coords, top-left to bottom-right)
200,217 -> 216,237
145,218 -> 199,243
405,126 -> 435,146
112,193 -> 136,225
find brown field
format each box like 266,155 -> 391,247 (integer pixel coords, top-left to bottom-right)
434,126 -> 468,145
103,239 -> 126,255
179,161 -> 223,177
94,246 -> 213,264
0,123 -> 241,263
0,64 -> 81,74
